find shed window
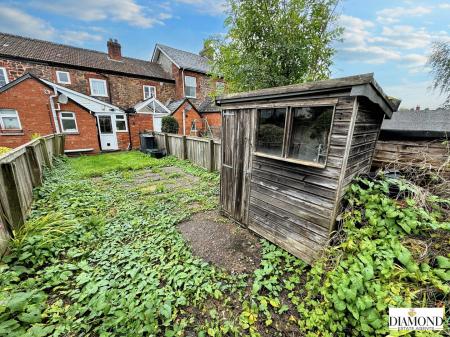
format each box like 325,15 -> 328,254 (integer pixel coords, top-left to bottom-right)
0,68 -> 8,87
0,109 -> 21,130
184,76 -> 196,98
256,108 -> 287,156
60,112 -> 78,133
56,71 -> 71,84
115,114 -> 127,131
255,106 -> 335,166
89,78 -> 108,97
143,85 -> 156,99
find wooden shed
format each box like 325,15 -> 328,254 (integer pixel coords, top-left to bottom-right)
215,73 -> 400,263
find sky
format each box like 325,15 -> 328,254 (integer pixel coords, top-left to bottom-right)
0,0 -> 449,108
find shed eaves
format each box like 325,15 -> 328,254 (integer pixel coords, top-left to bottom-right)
155,44 -> 210,74
0,32 -> 173,81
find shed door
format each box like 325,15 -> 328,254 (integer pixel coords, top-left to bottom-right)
220,109 -> 253,224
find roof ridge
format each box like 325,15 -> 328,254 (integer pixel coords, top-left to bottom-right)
0,31 -> 113,58
158,43 -> 205,58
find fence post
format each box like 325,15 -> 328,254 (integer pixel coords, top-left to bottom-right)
164,133 -> 170,155
181,135 -> 187,160
208,139 -> 214,172
25,145 -> 42,187
39,138 -> 52,167
1,162 -> 24,229
60,134 -> 66,155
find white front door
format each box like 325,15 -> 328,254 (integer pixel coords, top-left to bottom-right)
153,116 -> 162,132
97,114 -> 118,150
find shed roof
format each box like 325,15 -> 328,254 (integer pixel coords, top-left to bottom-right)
381,109 -> 450,138
152,44 -> 210,74
216,73 -> 400,118
0,32 -> 173,81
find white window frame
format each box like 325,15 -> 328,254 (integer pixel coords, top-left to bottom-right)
143,85 -> 156,100
56,71 -> 71,84
184,75 -> 197,98
0,67 -> 9,87
0,109 -> 22,130
115,114 -> 128,132
59,111 -> 78,133
89,78 -> 108,97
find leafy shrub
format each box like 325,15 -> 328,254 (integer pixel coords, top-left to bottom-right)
161,116 -> 179,134
298,176 -> 449,337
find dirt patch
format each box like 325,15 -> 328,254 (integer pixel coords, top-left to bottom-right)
178,210 -> 261,274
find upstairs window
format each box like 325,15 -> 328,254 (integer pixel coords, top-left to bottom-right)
0,68 -> 8,87
0,109 -> 21,130
255,106 -> 335,166
184,75 -> 196,98
89,78 -> 108,97
59,112 -> 78,133
143,85 -> 156,100
115,114 -> 127,131
56,71 -> 71,84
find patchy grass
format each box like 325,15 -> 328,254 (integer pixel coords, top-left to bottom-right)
1,152 -> 448,337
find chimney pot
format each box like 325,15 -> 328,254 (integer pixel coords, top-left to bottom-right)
107,39 -> 122,61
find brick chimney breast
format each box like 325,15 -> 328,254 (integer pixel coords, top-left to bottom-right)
107,38 -> 122,61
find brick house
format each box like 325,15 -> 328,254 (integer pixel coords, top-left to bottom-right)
0,73 -> 130,152
0,32 -> 223,150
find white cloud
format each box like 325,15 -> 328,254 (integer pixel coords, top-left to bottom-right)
437,3 -> 450,9
0,6 -> 55,39
30,0 -> 170,28
376,6 -> 432,24
175,0 -> 227,16
59,31 -> 103,45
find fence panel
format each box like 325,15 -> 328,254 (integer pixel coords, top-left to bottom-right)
0,134 -> 65,255
186,137 -> 209,169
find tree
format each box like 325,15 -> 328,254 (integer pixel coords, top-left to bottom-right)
428,41 -> 450,107
208,0 -> 342,93
161,116 -> 179,134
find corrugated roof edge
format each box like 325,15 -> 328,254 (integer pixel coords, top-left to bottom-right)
215,73 -> 401,117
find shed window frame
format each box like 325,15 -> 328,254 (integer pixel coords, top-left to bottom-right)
254,104 -> 336,168
59,111 -> 78,134
56,71 -> 71,84
0,109 -> 22,131
0,67 -> 9,87
89,78 -> 108,97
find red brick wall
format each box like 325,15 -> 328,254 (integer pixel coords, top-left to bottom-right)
202,112 -> 221,128
128,113 -> 153,149
172,102 -> 203,136
0,77 -> 56,148
57,100 -> 101,152
0,58 -> 176,109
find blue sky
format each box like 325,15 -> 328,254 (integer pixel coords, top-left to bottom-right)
1,0 -> 449,108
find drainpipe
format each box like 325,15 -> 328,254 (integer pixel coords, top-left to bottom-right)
182,107 -> 186,136
49,87 -> 61,133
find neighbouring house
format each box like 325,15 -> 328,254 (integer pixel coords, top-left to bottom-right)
166,98 -> 204,136
0,73 -> 130,153
0,32 -> 223,149
216,73 -> 400,263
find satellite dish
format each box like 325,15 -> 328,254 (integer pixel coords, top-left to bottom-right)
58,94 -> 68,104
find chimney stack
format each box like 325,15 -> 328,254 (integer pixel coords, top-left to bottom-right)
415,105 -> 420,112
107,38 -> 122,61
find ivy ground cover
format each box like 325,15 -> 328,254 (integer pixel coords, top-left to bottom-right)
0,151 -> 448,337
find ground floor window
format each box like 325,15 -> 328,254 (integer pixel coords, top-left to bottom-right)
59,112 -> 78,133
255,105 -> 334,166
0,109 -> 21,130
115,115 -> 127,131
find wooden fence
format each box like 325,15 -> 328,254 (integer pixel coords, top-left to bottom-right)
154,132 -> 221,171
373,140 -> 450,178
0,134 -> 65,255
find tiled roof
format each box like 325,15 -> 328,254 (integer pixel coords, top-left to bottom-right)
155,44 -> 210,74
197,97 -> 220,113
166,99 -> 186,113
382,109 -> 450,133
0,32 -> 173,81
